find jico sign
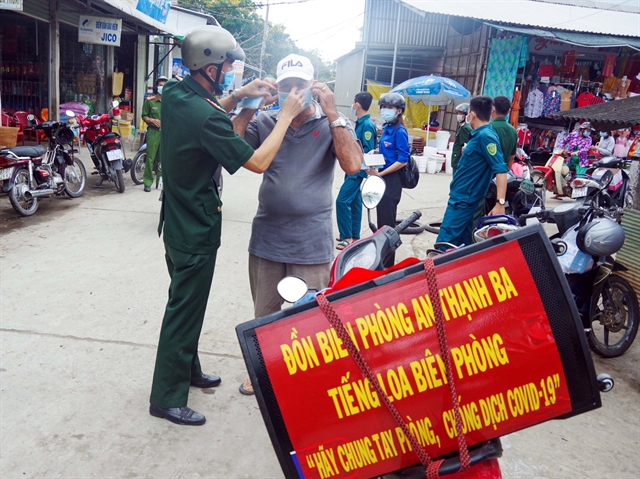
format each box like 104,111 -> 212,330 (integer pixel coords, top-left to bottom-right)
78,16 -> 122,47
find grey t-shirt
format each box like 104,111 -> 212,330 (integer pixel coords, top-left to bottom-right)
244,102 -> 355,264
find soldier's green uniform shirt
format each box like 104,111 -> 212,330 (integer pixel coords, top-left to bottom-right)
451,122 -> 471,172
141,95 -> 163,187
490,116 -> 517,164
158,76 -> 254,253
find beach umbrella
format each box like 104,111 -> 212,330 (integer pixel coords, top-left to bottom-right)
391,75 -> 472,113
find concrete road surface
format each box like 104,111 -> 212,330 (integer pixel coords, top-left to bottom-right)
1,158 -> 638,479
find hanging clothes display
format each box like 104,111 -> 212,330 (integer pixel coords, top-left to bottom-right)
576,91 -> 595,107
484,36 -> 528,98
560,89 -> 573,111
542,89 -> 561,117
561,51 -> 576,76
510,89 -> 521,127
524,87 -> 544,118
602,54 -> 616,77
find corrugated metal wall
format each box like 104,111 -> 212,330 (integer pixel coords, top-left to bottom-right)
334,49 -> 366,121
617,208 -> 640,295
366,0 -> 447,48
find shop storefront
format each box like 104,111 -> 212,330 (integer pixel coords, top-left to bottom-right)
1,0 -> 213,127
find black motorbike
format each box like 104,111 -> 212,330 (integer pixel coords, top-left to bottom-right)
484,170 -> 546,219
0,114 -> 86,216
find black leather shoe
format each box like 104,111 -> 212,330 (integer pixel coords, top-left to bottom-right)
143,185 -> 151,192
149,405 -> 206,426
190,373 -> 222,388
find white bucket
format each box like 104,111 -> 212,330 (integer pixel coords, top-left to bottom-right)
418,156 -> 428,173
435,158 -> 445,172
445,156 -> 453,174
423,146 -> 437,158
435,131 -> 451,150
426,158 -> 438,174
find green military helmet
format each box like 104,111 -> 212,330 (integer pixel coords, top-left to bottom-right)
181,25 -> 245,71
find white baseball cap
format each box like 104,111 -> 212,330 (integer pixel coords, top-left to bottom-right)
276,54 -> 314,83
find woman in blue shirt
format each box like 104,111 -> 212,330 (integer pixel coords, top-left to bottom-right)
366,92 -> 410,267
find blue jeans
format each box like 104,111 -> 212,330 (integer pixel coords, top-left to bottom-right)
336,172 -> 367,240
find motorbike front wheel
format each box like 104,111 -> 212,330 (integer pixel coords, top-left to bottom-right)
130,151 -> 145,185
8,167 -> 38,216
113,168 -> 125,193
64,158 -> 87,198
588,275 -> 639,358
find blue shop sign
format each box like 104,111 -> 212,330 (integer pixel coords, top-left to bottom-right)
136,0 -> 171,24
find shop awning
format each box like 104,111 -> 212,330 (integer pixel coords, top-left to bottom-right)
551,95 -> 640,129
485,23 -> 640,50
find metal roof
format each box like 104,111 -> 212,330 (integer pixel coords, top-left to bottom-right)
551,95 -> 640,129
401,0 -> 640,38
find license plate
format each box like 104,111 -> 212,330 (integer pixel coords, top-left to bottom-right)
0,167 -> 14,181
106,149 -> 124,161
572,186 -> 587,198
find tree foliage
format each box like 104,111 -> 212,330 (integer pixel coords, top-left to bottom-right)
176,0 -> 334,82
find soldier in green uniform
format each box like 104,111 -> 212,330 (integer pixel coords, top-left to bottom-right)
149,25 -> 305,426
491,96 -> 518,169
451,102 -> 471,175
141,76 -> 167,192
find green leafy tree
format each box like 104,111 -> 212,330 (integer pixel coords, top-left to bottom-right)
176,0 -> 334,83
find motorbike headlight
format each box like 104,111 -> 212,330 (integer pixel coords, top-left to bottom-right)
342,242 -> 378,275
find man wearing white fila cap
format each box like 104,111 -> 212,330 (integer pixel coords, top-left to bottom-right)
234,53 -> 363,395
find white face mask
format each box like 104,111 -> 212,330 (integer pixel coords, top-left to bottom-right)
457,114 -> 465,123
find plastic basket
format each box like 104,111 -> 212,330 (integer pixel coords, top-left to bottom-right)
0,126 -> 19,147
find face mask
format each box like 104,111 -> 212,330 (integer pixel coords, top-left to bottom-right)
457,114 -> 465,123
351,106 -> 357,116
278,87 -> 313,110
156,86 -> 163,95
380,108 -> 397,123
582,131 -> 591,138
218,70 -> 235,91
600,132 -> 608,137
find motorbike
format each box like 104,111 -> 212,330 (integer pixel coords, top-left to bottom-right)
533,148 -> 574,198
571,156 -> 634,213
77,100 -> 132,193
483,169 -> 545,219
0,112 -> 87,216
509,173 -> 639,358
131,132 -> 223,198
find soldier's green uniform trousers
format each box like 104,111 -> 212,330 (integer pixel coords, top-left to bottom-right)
150,245 -> 217,408
144,127 -> 161,188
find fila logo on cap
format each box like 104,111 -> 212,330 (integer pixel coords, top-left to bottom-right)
276,54 -> 314,83
281,60 -> 304,69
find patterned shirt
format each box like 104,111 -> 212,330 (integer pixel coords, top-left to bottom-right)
560,132 -> 592,167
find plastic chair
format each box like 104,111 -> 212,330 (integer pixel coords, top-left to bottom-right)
13,111 -> 46,144
2,113 -> 24,145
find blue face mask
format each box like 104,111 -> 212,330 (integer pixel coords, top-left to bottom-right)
219,70 -> 235,91
156,86 -> 163,95
582,131 -> 591,138
600,132 -> 608,137
351,106 -> 357,116
380,108 -> 397,123
278,87 -> 312,110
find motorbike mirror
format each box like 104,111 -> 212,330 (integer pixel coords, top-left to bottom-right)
277,276 -> 309,304
65,110 -> 75,118
599,169 -> 613,188
27,114 -> 35,121
112,100 -> 119,108
361,176 -> 386,210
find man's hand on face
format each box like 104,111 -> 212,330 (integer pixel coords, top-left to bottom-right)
311,81 -> 337,117
279,88 -> 306,121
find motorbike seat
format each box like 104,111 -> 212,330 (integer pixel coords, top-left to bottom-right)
1,145 -> 46,158
102,132 -> 119,140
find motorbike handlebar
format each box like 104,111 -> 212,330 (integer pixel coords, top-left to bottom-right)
395,211 -> 422,234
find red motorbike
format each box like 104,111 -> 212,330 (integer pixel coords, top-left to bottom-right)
77,101 -> 131,193
532,149 -> 573,198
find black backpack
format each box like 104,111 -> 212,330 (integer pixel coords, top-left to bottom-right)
399,155 -> 420,189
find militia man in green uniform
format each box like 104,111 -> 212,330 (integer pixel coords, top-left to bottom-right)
451,102 -> 471,175
149,25 -> 305,426
141,76 -> 167,192
491,96 -> 518,169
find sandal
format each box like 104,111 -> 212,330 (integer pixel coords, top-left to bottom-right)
336,240 -> 352,251
239,378 -> 255,396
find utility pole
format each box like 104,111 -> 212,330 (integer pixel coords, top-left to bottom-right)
259,0 -> 270,79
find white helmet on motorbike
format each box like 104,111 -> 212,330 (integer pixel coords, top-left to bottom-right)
576,217 -> 625,256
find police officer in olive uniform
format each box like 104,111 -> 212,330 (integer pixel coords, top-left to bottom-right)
149,25 -> 305,426
141,76 -> 167,192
